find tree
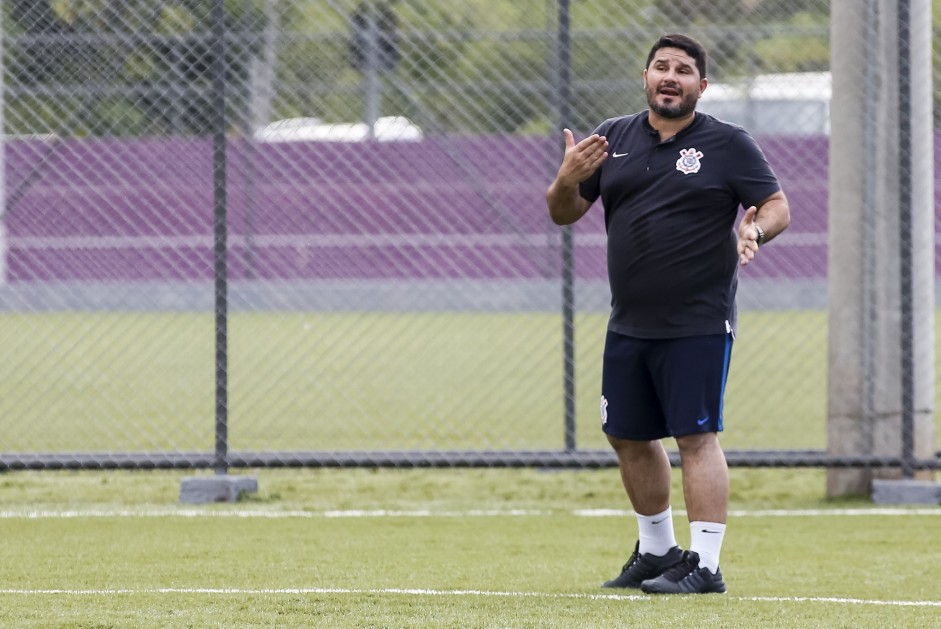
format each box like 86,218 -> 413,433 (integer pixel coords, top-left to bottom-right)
654,0 -> 825,25
5,0 -> 266,136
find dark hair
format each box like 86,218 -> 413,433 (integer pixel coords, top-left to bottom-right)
645,34 -> 707,78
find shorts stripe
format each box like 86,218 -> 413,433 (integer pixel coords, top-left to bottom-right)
718,332 -> 732,432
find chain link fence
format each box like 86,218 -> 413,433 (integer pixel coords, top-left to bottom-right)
0,1 -> 938,476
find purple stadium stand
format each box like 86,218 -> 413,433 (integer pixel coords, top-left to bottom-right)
4,134 -> 937,286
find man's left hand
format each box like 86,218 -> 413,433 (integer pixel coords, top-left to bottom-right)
737,206 -> 760,266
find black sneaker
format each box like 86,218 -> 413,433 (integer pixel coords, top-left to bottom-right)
640,550 -> 727,594
601,541 -> 684,589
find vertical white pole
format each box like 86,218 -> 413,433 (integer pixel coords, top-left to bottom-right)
828,0 -> 877,496
828,0 -> 935,496
905,0 -> 935,479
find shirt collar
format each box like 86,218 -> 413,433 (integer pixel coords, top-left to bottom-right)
642,111 -> 701,143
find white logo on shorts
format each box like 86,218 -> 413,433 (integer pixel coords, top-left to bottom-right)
600,395 -> 609,425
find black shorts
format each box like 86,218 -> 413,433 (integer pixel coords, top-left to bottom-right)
600,329 -> 733,440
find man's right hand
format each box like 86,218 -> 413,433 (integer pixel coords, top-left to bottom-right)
557,129 -> 608,186
546,129 -> 607,225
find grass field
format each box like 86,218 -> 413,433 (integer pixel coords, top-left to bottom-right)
0,309 -> 937,625
0,467 -> 938,627
0,309 -> 840,454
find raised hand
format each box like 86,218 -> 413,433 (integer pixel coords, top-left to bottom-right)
557,128 -> 608,185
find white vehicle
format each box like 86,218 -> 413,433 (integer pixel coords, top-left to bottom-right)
254,115 -> 423,142
698,71 -> 831,136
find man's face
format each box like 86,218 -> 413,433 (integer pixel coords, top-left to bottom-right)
644,47 -> 707,119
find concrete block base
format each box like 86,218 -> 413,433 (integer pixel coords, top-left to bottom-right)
179,475 -> 258,504
871,479 -> 941,505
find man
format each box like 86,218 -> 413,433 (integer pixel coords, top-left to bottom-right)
546,34 -> 790,594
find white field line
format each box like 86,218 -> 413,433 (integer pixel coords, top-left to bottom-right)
578,508 -> 941,518
0,507 -> 937,519
0,587 -> 936,608
2,509 -> 936,609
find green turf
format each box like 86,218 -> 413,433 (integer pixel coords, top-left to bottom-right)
2,307 -> 938,453
0,306 -> 934,624
0,309 -> 847,454
0,468 -> 937,628
0,465 -> 841,512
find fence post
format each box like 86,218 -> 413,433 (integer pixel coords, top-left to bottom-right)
556,0 -> 576,452
897,0 -> 915,481
212,0 -> 230,477
180,0 -> 260,502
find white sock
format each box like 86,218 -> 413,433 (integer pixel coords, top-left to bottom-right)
636,507 -> 678,556
689,521 -> 726,573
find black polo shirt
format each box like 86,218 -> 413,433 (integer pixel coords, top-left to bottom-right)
579,111 -> 781,338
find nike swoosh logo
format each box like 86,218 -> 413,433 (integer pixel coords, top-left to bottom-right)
612,151 -> 629,158
696,416 -> 710,426
701,529 -> 722,534
651,517 -> 668,524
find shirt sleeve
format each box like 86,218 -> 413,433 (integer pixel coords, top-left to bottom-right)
727,129 -> 782,208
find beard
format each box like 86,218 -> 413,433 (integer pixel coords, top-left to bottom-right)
646,83 -> 698,119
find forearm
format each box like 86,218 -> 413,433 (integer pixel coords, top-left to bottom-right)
546,178 -> 591,226
754,193 -> 791,243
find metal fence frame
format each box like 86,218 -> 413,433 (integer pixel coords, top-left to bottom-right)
0,0 -> 938,475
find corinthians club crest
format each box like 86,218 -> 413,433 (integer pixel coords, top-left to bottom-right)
676,147 -> 704,174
